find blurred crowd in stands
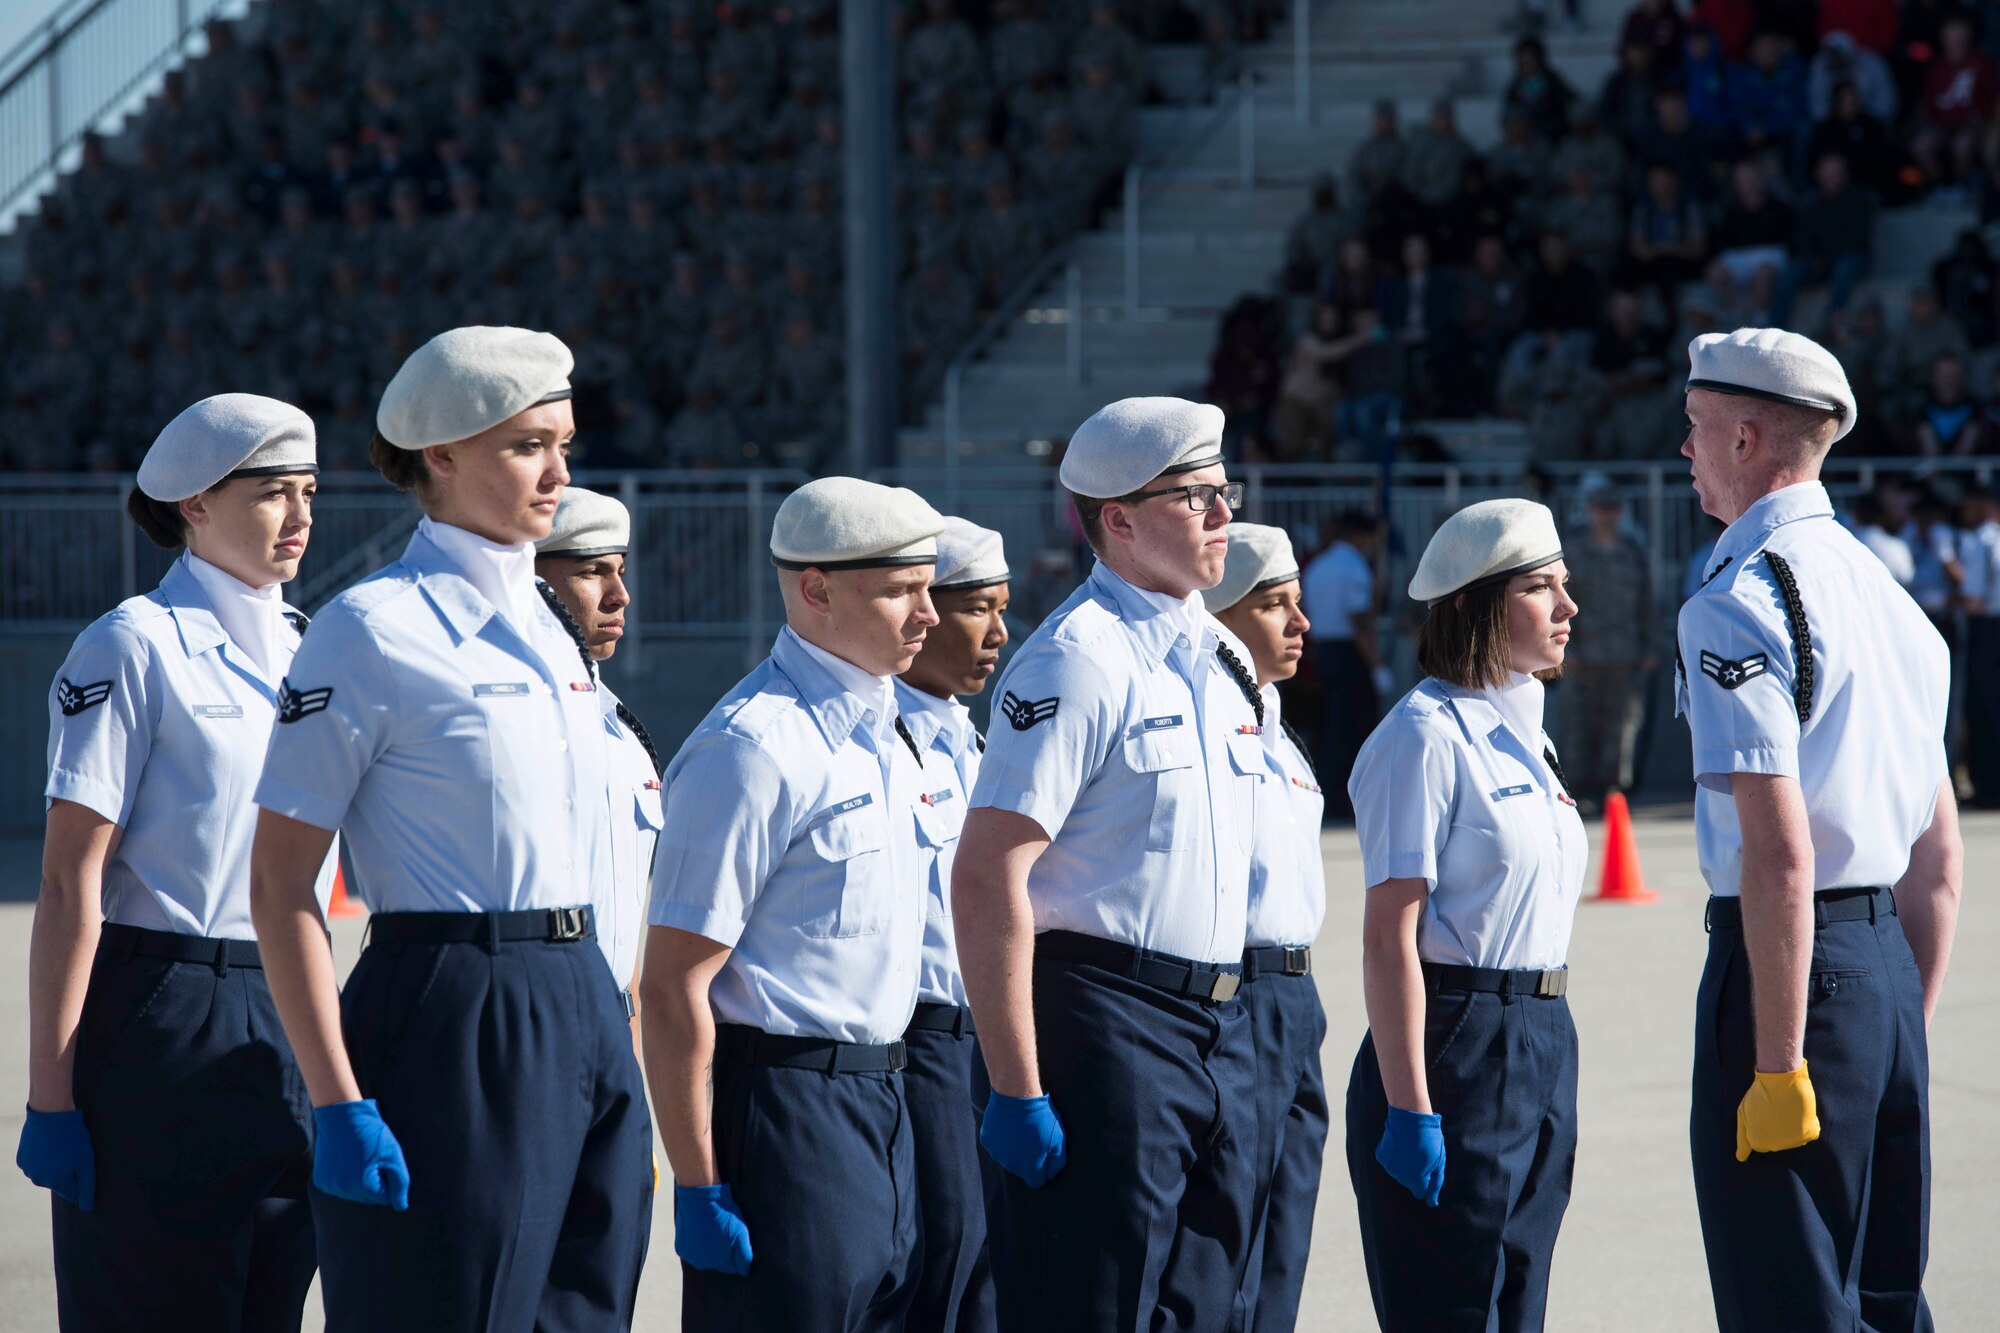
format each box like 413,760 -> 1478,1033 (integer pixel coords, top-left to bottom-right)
2,0 -> 1281,475
1211,0 -> 2000,467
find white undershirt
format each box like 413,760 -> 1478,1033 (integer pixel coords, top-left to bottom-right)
1486,671 -> 1547,751
420,515 -> 538,634
183,552 -> 285,681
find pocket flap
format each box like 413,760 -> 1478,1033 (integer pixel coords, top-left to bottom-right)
808,799 -> 885,860
1124,725 -> 1195,773
633,786 -> 665,830
913,800 -> 961,849
1225,731 -> 1269,778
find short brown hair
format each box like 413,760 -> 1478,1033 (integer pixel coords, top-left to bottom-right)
1416,581 -> 1560,689
368,430 -> 432,494
125,486 -> 187,549
1070,490 -> 1108,553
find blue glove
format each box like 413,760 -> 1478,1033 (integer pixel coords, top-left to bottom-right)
311,1099 -> 410,1210
1376,1106 -> 1446,1207
17,1107 -> 95,1211
674,1183 -> 754,1275
980,1091 -> 1068,1187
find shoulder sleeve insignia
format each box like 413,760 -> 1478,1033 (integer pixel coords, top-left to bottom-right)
56,677 -> 113,716
1698,651 -> 1768,690
1000,691 -> 1059,730
276,678 -> 334,723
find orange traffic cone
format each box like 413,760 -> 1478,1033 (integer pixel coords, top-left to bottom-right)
1594,792 -> 1658,903
327,863 -> 365,918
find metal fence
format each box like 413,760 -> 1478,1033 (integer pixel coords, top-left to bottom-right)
0,0 -> 245,230
5,458 -> 1992,650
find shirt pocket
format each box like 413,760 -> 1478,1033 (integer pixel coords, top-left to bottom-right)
802,801 -> 889,938
1124,723 -> 1198,852
912,801 -> 961,918
1224,732 -> 1267,852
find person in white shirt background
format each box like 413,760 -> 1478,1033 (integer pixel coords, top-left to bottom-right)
1300,509 -> 1388,817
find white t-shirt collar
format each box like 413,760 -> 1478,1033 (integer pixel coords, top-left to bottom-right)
183,551 -> 285,680
420,515 -> 538,634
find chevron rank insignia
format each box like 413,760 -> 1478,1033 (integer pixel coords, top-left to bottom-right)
1000,691 -> 1059,731
1698,651 -> 1767,690
56,677 -> 113,716
276,678 -> 334,723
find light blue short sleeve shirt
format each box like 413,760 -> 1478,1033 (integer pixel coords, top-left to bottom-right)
649,629 -> 926,1046
1676,483 -> 1950,896
894,679 -> 980,1007
46,556 -> 338,939
1244,685 -> 1328,950
254,525 -> 614,915
1348,677 -> 1586,971
598,684 -> 662,986
968,562 -> 1261,964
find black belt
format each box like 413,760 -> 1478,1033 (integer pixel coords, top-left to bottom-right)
1705,886 -> 1893,933
906,1002 -> 976,1037
1422,961 -> 1568,999
1242,945 -> 1313,981
713,1023 -> 907,1075
366,906 -> 595,947
1036,930 -> 1243,1003
100,922 -> 262,969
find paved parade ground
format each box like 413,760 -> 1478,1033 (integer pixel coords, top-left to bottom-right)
0,810 -> 1993,1331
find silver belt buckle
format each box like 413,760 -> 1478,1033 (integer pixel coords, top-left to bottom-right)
1539,968 -> 1567,997
1210,971 -> 1241,1002
1284,946 -> 1312,976
549,907 -> 588,942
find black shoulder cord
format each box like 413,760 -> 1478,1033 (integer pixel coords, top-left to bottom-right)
1280,718 -> 1316,779
1763,551 -> 1815,724
1543,746 -> 1574,801
282,609 -> 311,636
1215,641 -> 1265,728
893,715 -> 923,765
533,580 -> 664,776
974,731 -> 987,754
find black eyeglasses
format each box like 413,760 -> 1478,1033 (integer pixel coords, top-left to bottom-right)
1121,480 -> 1245,513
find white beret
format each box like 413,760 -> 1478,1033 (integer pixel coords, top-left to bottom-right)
537,486 -> 629,558
1060,396 -> 1226,499
932,517 -> 1009,591
1409,498 -> 1563,604
770,476 -> 946,570
376,325 -> 574,449
1207,523 -> 1301,612
1686,327 -> 1856,443
137,393 -> 317,501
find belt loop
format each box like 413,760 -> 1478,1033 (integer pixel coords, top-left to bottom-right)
1499,971 -> 1515,1006
483,913 -> 500,957
1703,899 -> 1713,934
1813,897 -> 1828,931
359,915 -> 375,953
212,937 -> 229,978
1867,889 -> 1880,923
953,1007 -> 969,1039
1886,885 -> 1899,918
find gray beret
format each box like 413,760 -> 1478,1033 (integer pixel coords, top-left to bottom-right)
376,326 -> 574,450
1060,397 -> 1227,499
1408,499 -> 1563,604
932,517 -> 1009,591
137,393 -> 318,502
1208,522 -> 1300,612
537,486 -> 630,559
770,477 -> 945,571
1686,327 -> 1856,443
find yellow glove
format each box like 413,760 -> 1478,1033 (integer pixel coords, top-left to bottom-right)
1735,1063 -> 1821,1161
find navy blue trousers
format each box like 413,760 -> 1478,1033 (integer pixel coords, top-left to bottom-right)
903,1021 -> 996,1333
1239,971 -> 1329,1333
53,933 -> 316,1332
986,956 -> 1258,1333
314,932 -> 652,1333
1692,895 -> 1933,1333
1345,989 -> 1578,1333
682,1049 -> 919,1332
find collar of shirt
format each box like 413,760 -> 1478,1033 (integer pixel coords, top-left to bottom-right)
417,515 -> 538,634
1485,671 -> 1547,749
179,552 -> 287,681
1713,481 -> 1836,569
894,677 -> 973,758
773,626 -> 895,751
1089,561 -> 1210,662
